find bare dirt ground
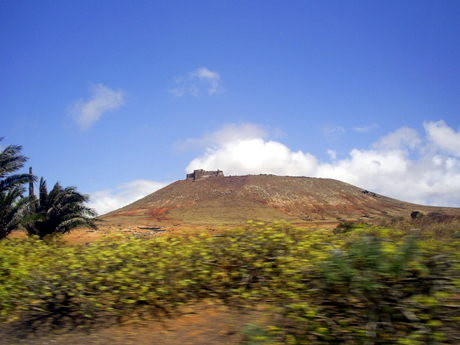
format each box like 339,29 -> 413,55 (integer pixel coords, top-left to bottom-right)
0,301 -> 273,345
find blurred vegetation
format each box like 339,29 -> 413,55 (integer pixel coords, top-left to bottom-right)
1,220 -> 460,344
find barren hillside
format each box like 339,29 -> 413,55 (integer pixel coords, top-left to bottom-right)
100,175 -> 458,230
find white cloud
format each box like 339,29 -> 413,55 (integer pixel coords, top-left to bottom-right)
190,67 -> 222,94
373,126 -> 421,150
186,124 -> 318,176
87,179 -> 168,215
186,122 -> 460,207
353,123 -> 378,132
169,67 -> 224,97
68,84 -> 125,130
187,138 -> 318,176
327,150 -> 337,160
424,120 -> 460,157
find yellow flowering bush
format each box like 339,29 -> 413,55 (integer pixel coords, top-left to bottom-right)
1,221 -> 459,343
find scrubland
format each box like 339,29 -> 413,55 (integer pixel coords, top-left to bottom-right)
1,217 -> 460,344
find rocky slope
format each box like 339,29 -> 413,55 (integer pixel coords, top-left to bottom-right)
100,175 -> 458,229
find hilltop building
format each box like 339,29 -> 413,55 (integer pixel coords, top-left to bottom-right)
186,169 -> 224,181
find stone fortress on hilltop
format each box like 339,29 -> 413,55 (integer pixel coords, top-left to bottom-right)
186,169 -> 224,181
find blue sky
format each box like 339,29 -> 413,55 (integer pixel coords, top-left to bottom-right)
2,0 -> 460,214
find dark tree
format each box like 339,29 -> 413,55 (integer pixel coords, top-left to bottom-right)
0,138 -> 35,239
0,186 -> 30,239
0,138 -> 34,193
24,178 -> 98,239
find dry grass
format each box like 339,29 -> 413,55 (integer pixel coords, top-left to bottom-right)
375,211 -> 460,239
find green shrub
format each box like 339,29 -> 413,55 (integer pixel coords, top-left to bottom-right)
277,235 -> 460,344
333,222 -> 368,234
1,222 -> 459,343
0,223 -> 336,320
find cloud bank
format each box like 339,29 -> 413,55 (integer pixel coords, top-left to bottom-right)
88,120 -> 460,215
169,67 -> 224,97
186,121 -> 460,207
68,84 -> 125,130
425,120 -> 460,157
88,180 -> 168,215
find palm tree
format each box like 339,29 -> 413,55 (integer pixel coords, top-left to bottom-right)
0,138 -> 34,193
24,178 -> 98,239
0,137 -> 35,239
0,186 -> 30,239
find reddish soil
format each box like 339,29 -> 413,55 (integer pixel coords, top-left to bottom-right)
0,302 -> 272,345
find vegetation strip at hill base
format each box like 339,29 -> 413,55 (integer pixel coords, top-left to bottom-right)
1,222 -> 460,344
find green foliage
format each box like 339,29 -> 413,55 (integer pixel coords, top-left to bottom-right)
0,137 -> 36,239
24,177 -> 98,239
278,234 -> 460,344
240,323 -> 279,345
0,137 -> 35,194
333,222 -> 368,234
1,222 -> 459,343
0,185 -> 29,239
0,222 -> 335,320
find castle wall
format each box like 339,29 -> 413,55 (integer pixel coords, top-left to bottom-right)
186,169 -> 224,181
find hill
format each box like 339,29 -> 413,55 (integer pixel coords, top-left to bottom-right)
100,174 -> 458,230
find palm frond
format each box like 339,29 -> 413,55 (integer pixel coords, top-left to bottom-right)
24,177 -> 98,239
0,137 -> 37,239
0,173 -> 35,193
0,186 -> 30,239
